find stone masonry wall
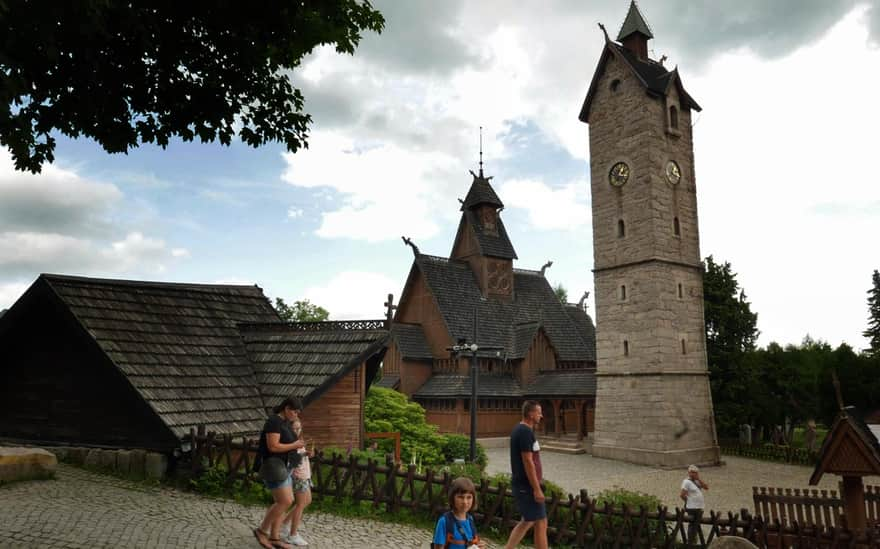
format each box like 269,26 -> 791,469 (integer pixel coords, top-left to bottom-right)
587,49 -> 719,467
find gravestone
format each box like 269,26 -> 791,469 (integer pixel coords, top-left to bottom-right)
743,424 -> 752,446
804,420 -> 817,452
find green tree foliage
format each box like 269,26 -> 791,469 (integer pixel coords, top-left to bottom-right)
0,2 -> 384,173
364,387 -> 488,468
553,283 -> 568,303
274,298 -> 329,322
864,270 -> 880,356
702,256 -> 759,435
364,387 -> 446,466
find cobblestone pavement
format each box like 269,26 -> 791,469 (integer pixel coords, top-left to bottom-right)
486,447 -> 880,514
0,464 -> 503,548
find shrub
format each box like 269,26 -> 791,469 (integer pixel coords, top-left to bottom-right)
439,462 -> 484,485
441,433 -> 488,469
364,387 -> 445,466
595,487 -> 663,511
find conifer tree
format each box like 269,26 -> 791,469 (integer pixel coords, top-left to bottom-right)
864,269 -> 880,356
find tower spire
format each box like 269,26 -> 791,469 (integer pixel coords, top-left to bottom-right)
617,0 -> 653,59
479,126 -> 484,178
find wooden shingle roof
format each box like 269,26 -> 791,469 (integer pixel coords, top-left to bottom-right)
240,321 -> 388,408
42,274 -> 279,438
390,323 -> 433,360
525,370 -> 597,397
463,210 -> 518,260
413,255 -> 596,363
414,374 -> 523,398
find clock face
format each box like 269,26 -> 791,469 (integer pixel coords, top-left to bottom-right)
665,160 -> 681,185
609,162 -> 630,187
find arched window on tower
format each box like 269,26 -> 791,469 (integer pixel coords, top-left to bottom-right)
678,283 -> 683,299
617,219 -> 626,238
681,339 -> 687,354
669,105 -> 679,129
623,340 -> 629,356
673,217 -> 681,237
620,285 -> 627,300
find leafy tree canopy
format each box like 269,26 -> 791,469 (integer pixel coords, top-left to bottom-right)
553,283 -> 568,304
0,2 -> 384,173
274,298 -> 329,322
864,269 -> 880,356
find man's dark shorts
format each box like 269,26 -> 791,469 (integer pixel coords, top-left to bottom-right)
513,484 -> 547,521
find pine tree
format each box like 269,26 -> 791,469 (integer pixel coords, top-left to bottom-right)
864,269 -> 880,356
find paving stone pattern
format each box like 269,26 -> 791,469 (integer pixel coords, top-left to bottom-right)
1,464 -> 498,548
487,448 -> 880,513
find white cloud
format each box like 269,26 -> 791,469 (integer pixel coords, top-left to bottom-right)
303,271 -> 401,320
171,248 -> 191,259
691,7 -> 880,350
282,132 -> 459,242
500,179 -> 591,231
287,207 -> 304,219
0,281 -> 30,310
0,153 -> 122,235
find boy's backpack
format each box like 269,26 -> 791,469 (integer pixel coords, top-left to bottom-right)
441,511 -> 478,548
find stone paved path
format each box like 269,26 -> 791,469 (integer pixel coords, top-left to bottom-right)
1,463 -> 489,549
486,447 -> 880,514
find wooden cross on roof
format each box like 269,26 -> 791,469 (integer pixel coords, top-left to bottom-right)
383,293 -> 397,328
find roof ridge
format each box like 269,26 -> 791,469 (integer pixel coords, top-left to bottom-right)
239,320 -> 387,332
41,273 -> 261,293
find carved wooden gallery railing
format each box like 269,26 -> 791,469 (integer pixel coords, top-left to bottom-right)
185,429 -> 880,548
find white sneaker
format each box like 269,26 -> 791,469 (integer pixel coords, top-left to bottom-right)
286,532 -> 308,546
280,523 -> 291,538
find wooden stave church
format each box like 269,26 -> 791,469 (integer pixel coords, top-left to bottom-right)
379,169 -> 598,440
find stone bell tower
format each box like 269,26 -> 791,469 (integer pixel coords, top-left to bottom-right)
578,1 -> 719,467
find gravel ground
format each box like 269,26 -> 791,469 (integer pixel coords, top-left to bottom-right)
486,447 -> 880,515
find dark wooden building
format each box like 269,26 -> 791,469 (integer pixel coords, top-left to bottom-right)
379,170 -> 597,441
0,274 -> 386,452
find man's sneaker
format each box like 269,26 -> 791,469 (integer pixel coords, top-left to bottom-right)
286,532 -> 308,546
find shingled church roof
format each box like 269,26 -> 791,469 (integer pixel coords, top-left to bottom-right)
410,254 -> 596,363
240,321 -> 388,408
414,373 -> 523,398
461,173 -> 504,211
461,210 -> 518,259
39,274 -> 279,438
390,323 -> 433,360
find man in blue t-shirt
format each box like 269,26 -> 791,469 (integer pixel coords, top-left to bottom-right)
505,400 -> 547,549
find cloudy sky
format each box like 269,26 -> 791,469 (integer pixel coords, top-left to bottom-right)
2,1 -> 879,351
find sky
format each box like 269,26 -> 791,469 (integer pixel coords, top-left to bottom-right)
1,1 -> 879,351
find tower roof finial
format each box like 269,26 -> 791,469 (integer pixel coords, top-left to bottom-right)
617,0 -> 654,42
479,126 -> 484,178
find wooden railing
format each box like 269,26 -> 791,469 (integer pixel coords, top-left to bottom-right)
753,485 -> 880,530
753,487 -> 844,528
184,430 -> 880,548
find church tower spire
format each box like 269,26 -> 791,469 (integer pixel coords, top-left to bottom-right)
616,0 -> 653,59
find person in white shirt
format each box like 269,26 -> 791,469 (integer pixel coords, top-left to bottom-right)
679,465 -> 708,545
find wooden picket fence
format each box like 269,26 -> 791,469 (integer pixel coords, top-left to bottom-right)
753,485 -> 880,530
185,429 -> 880,548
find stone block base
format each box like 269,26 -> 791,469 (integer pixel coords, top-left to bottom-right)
591,443 -> 720,469
0,447 -> 58,482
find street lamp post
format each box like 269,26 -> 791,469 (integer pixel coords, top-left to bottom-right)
447,307 -> 502,463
